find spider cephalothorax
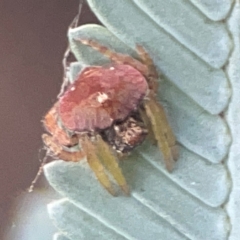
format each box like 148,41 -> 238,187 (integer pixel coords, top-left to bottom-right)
42,39 -> 178,195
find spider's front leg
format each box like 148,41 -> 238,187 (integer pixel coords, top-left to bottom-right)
95,135 -> 129,195
143,93 -> 178,171
81,135 -> 116,196
81,135 -> 129,196
136,46 -> 178,170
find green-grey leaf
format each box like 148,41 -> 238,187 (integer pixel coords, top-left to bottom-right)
44,1 -> 240,240
53,233 -> 70,240
45,161 -> 190,240
189,0 -> 233,21
49,199 -> 127,240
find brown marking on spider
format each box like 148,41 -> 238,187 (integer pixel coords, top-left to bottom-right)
102,113 -> 148,153
34,39 -> 178,195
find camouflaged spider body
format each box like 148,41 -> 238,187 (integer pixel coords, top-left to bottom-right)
42,39 -> 178,195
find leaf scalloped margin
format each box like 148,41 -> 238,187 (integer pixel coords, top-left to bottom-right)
43,1 -> 240,240
189,0 -> 233,21
226,2 -> 240,240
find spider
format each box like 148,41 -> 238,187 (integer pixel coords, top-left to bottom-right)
41,39 -> 178,196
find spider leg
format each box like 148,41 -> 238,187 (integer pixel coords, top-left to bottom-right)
81,135 -> 116,196
139,107 -> 157,145
42,134 -> 85,162
75,38 -> 149,76
143,94 -> 178,171
136,45 -> 159,93
136,45 -> 158,76
136,46 -> 178,168
95,135 -> 129,195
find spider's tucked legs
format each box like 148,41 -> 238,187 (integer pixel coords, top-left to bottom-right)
81,135 -> 129,196
81,135 -> 116,195
95,135 -> 129,195
135,46 -> 178,170
142,94 -> 178,172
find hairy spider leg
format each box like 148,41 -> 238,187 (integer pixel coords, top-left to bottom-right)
143,94 -> 178,171
135,45 -> 159,92
77,39 -> 149,76
95,135 -> 129,195
81,136 -> 116,196
136,46 -> 178,169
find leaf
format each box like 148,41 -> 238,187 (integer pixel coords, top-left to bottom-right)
53,232 -> 70,240
49,198 -> 126,240
44,1 -> 240,239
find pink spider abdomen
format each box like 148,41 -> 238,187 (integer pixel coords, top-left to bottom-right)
58,64 -> 148,132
